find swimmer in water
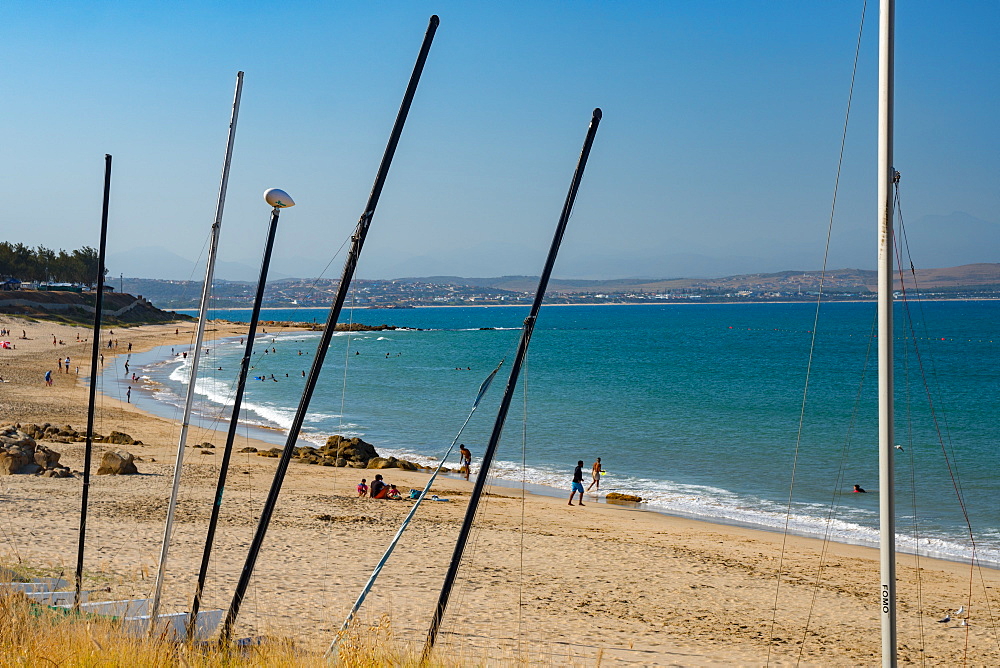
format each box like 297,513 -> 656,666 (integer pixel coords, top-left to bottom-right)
853,484 -> 867,493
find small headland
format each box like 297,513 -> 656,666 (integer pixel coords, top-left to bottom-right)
0,289 -> 192,326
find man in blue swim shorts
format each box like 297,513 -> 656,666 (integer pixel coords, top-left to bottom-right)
568,460 -> 585,506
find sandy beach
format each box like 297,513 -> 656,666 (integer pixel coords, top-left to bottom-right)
1,315 -> 997,666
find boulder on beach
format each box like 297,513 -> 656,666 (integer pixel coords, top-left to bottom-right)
0,425 -> 71,477
605,492 -> 643,503
319,435 -> 378,465
104,431 -> 142,446
96,449 -> 139,475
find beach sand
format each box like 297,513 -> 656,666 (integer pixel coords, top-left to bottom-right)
1,316 -> 997,666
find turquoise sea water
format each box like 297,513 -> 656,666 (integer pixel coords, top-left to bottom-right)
115,301 -> 999,566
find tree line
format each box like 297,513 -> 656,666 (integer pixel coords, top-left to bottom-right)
0,242 -> 103,286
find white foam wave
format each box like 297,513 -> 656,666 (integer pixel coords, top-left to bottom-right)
359,447 -> 999,568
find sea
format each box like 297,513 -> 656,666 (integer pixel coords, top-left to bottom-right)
108,301 -> 999,567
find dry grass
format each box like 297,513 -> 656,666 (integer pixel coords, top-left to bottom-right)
0,590 -> 452,667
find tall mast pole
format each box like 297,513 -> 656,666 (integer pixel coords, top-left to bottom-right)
186,190 -> 291,639
218,16 -> 439,644
73,153 -> 112,610
422,108 -> 602,662
877,0 -> 897,665
150,71 -> 244,625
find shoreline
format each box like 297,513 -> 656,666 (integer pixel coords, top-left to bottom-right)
125,325 -> 998,571
1,315 -> 997,664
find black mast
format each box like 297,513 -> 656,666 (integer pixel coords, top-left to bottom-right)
422,109 -> 602,661
74,154 -> 112,609
218,14 -> 439,644
186,205 -> 282,639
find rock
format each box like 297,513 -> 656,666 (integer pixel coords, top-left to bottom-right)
258,448 -> 283,458
239,447 -> 258,453
366,457 -> 390,469
605,492 -> 643,503
335,457 -> 347,467
96,449 -> 139,475
200,442 -> 215,448
397,459 -> 418,471
33,445 -> 60,468
0,427 -> 41,474
0,428 -> 35,449
104,431 -> 140,445
200,450 -> 215,455
320,435 -> 379,466
0,452 -> 32,475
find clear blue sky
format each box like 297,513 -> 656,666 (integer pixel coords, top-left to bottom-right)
3,1 -> 998,281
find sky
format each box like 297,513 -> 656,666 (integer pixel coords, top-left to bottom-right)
3,1 -> 999,281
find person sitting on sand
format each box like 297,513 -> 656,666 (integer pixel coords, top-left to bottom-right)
357,478 -> 368,497
386,484 -> 402,500
853,484 -> 867,493
370,474 -> 387,499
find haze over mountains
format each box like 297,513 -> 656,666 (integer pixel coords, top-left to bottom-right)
106,211 -> 1000,282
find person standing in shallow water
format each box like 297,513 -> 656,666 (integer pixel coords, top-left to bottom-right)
587,457 -> 602,492
568,460 -> 585,506
459,444 -> 472,480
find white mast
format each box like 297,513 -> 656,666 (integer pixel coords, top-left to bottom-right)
877,1 -> 897,665
149,71 -> 244,625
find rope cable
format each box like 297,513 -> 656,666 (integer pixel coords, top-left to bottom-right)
891,184 -> 1000,654
767,2 -> 867,663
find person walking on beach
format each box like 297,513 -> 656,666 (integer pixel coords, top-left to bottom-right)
126,386 -> 131,403
587,457 -> 603,492
569,460 -> 586,506
44,370 -> 52,386
64,356 -> 70,373
459,444 -> 472,481
57,357 -> 63,373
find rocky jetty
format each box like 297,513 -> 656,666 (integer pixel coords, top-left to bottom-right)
0,425 -> 73,477
257,434 -> 420,470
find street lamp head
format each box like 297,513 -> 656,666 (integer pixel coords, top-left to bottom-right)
263,188 -> 295,208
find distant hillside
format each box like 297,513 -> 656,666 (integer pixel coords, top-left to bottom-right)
402,263 -> 1000,294
110,263 -> 1000,310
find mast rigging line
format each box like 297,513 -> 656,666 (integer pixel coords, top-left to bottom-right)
765,2 -> 868,663
890,187 -> 1000,651
186,202 -> 285,640
150,70 -> 244,627
796,311 -> 879,665
218,16 -> 439,644
325,358 -> 504,656
422,107 -> 603,663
